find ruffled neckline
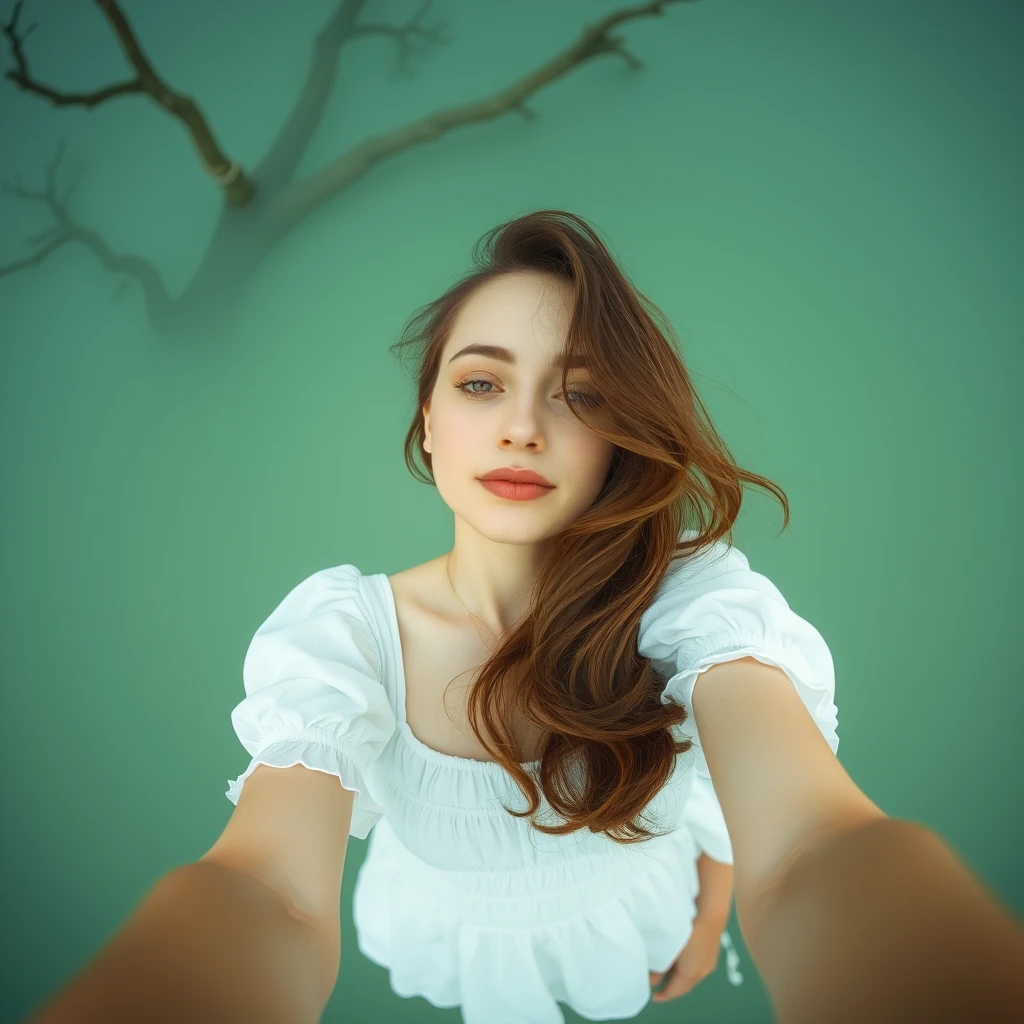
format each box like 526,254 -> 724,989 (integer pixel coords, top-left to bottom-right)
372,572 -> 544,775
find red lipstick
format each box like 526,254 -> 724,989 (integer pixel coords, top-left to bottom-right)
477,466 -> 556,501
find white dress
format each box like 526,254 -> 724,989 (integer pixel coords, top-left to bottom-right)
226,532 -> 840,1023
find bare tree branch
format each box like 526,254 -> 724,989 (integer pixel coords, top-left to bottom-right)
0,139 -> 171,318
354,0 -> 452,80
0,0 -> 699,334
2,0 -> 143,105
271,0 -> 697,229
254,0 -> 452,192
2,0 -> 253,204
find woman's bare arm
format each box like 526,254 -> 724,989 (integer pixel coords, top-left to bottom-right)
24,763 -> 354,1023
693,852 -> 734,928
690,656 -> 1024,1020
747,816 -> 1024,1022
24,860 -> 336,1024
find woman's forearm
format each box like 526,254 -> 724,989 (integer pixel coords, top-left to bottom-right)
694,852 -> 735,927
25,861 -> 337,1024
742,817 -> 1024,1023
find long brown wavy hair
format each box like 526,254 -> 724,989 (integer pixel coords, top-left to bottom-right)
388,210 -> 789,844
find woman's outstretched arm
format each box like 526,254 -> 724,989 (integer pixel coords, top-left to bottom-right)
691,656 -> 1024,1021
745,815 -> 1024,1022
24,859 -> 336,1024
23,656 -> 1024,1021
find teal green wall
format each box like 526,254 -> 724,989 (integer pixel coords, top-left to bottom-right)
4,1 -> 1020,1020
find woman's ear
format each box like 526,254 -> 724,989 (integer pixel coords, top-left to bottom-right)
422,401 -> 431,454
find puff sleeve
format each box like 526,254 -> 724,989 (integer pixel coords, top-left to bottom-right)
638,533 -> 841,863
225,564 -> 398,840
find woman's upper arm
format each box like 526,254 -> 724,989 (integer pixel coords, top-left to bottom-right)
201,763 -> 355,945
691,656 -> 886,922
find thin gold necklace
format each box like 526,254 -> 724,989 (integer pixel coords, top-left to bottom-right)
445,551 -> 497,645
447,554 -> 546,765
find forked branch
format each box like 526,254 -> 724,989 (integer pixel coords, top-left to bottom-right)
0,139 -> 170,317
0,0 -> 698,333
3,0 -> 252,202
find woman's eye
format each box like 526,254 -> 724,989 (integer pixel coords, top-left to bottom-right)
453,378 -> 601,408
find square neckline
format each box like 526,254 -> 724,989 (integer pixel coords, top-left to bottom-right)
373,572 -> 542,773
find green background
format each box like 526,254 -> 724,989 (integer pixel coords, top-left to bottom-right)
3,0 -> 1021,1020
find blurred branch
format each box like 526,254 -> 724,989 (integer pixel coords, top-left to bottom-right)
3,0 -> 253,203
0,139 -> 170,318
274,0 -> 698,227
0,0 -> 699,332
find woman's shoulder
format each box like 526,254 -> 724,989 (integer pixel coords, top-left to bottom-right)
387,555 -> 467,628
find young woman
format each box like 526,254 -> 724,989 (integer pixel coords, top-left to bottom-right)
28,211 -> 1024,1024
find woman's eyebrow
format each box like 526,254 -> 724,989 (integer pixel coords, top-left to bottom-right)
447,343 -> 589,369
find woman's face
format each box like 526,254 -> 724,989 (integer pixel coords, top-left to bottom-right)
422,271 -> 615,543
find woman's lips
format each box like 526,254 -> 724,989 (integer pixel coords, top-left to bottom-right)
478,478 -> 556,500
